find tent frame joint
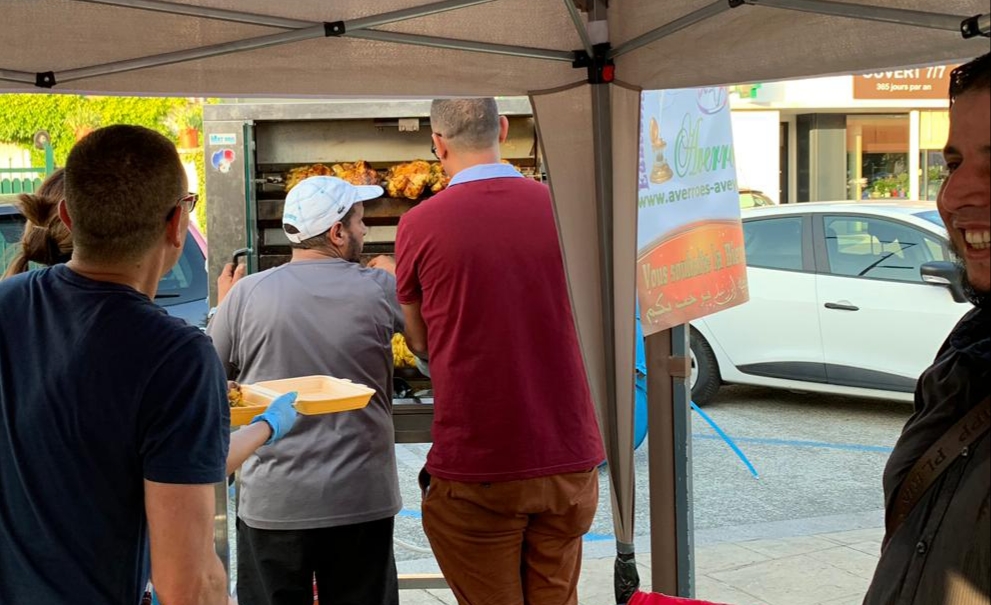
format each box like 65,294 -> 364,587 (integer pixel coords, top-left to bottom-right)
961,13 -> 990,38
324,21 -> 346,36
572,42 -> 615,84
35,71 -> 56,89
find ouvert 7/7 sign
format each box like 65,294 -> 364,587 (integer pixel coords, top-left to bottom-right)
636,87 -> 749,336
853,64 -> 957,100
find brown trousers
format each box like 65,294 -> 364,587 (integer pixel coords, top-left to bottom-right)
421,469 -> 599,605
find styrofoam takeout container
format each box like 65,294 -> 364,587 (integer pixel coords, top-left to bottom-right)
229,375 -> 374,426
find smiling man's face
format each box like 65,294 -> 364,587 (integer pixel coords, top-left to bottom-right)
940,88 -> 991,294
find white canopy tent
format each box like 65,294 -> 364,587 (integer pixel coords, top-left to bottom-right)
4,0 -> 988,599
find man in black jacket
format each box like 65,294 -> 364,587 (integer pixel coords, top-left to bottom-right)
864,53 -> 990,605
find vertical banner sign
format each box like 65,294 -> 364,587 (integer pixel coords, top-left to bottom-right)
637,88 -> 749,336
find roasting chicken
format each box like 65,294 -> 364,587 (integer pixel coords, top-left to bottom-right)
384,160 -> 433,200
284,161 -> 380,191
429,162 -> 450,194
285,163 -> 334,191
332,160 -> 380,187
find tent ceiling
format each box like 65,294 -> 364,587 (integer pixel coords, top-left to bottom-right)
2,0 -> 986,97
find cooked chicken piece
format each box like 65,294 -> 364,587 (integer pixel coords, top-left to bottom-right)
285,163 -> 334,191
227,383 -> 246,408
331,160 -> 380,187
429,162 -> 451,194
385,160 -> 433,200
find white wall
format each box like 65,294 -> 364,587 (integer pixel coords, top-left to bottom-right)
731,111 -> 781,203
0,143 -> 31,174
734,75 -> 949,112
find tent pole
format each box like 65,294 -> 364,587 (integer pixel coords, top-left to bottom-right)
588,4 -> 617,495
43,0 -> 565,88
584,0 -> 635,598
345,0 -> 498,31
345,30 -> 575,62
963,13 -> 990,37
51,25 -> 328,85
563,0 -> 596,57
76,0 -> 498,32
747,0 -> 968,32
610,1 -> 732,59
76,0 -> 311,28
590,82 -> 617,501
0,68 -> 35,85
646,328 -> 694,596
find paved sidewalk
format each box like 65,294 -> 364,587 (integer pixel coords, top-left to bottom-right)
399,527 -> 882,605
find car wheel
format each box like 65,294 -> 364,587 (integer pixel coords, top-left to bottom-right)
690,328 -> 721,405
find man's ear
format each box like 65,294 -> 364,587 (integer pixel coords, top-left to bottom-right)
327,222 -> 346,247
498,116 -> 510,144
433,132 -> 449,160
57,199 -> 73,231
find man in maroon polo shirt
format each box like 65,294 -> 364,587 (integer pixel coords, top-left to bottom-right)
395,98 -> 605,605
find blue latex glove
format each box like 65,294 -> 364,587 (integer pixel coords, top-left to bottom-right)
251,391 -> 298,444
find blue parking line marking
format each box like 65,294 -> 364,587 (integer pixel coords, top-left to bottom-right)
583,533 -> 613,542
398,509 -> 422,519
693,433 -> 893,453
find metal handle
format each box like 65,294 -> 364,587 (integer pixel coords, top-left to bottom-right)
824,302 -> 859,311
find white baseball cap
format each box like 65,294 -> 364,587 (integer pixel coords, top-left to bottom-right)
282,176 -> 383,243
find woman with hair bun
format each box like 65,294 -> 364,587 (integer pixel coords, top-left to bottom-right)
2,169 -> 71,278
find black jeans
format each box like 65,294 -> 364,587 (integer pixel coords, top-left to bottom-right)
236,517 -> 399,605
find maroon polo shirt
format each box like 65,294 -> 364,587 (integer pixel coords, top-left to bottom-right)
396,165 -> 604,482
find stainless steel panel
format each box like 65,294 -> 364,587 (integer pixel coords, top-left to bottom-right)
254,117 -> 534,165
204,120 -> 251,305
204,98 -> 534,123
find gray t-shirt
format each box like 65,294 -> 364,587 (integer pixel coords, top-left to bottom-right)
208,258 -> 404,530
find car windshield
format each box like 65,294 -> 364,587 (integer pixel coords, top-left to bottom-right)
914,210 -> 945,227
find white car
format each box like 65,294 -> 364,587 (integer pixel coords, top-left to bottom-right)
690,201 -> 972,405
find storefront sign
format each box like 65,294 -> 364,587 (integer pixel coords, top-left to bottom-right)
853,65 -> 956,100
637,88 -> 749,336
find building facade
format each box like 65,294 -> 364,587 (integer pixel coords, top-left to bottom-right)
729,64 -> 955,205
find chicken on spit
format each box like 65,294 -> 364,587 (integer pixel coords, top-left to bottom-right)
429,162 -> 451,194
285,163 -> 334,191
331,160 -> 380,187
384,160 -> 433,200
285,161 -> 380,191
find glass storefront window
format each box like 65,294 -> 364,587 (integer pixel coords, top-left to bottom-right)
920,150 -> 948,201
919,110 -> 950,202
845,114 -> 910,200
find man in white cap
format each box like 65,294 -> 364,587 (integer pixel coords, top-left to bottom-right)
208,176 -> 403,605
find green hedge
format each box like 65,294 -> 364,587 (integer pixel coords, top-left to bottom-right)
0,94 -> 209,234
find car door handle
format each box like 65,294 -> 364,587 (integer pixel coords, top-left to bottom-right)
824,302 -> 859,311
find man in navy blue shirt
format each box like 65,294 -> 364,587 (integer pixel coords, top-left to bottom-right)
0,125 -> 231,605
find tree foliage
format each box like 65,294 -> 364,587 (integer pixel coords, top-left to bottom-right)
0,94 -> 209,232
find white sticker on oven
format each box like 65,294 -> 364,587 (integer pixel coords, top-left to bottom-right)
208,133 -> 238,146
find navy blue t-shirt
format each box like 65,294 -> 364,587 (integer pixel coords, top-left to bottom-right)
0,265 -> 230,604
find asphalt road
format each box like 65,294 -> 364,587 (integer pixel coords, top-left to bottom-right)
392,385 -> 913,565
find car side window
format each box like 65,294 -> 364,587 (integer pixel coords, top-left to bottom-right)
742,216 -> 804,271
0,214 -> 27,274
154,231 -> 208,305
823,216 -> 945,283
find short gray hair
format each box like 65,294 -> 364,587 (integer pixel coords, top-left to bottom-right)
430,98 -> 500,151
